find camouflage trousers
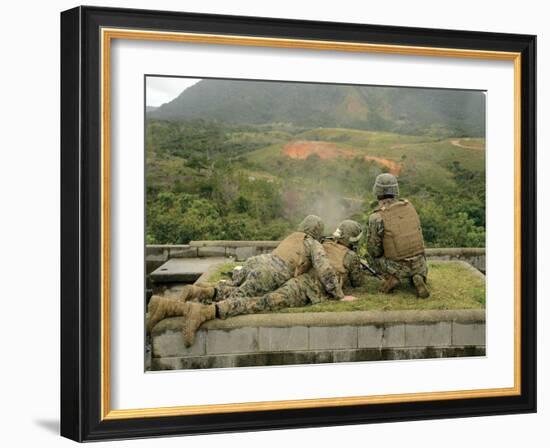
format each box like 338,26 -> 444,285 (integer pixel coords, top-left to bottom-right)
371,253 -> 428,282
215,253 -> 294,301
216,272 -> 331,319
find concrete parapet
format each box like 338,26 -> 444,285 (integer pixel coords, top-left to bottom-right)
150,257 -> 227,283
425,247 -> 485,273
150,309 -> 485,370
146,243 -> 486,274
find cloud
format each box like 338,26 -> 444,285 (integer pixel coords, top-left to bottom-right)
146,76 -> 201,107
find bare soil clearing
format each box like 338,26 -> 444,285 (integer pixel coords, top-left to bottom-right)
283,140 -> 401,175
450,138 -> 485,150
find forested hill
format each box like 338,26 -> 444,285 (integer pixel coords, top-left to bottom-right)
148,79 -> 486,137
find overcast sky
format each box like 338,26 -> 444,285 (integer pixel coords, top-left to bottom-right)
146,77 -> 201,107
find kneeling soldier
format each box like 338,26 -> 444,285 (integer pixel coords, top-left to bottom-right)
367,173 -> 430,298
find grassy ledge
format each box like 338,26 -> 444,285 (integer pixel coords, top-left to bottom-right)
206,260 -> 485,313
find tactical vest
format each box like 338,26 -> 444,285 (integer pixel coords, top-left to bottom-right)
322,240 -> 349,287
271,232 -> 310,275
376,199 -> 425,261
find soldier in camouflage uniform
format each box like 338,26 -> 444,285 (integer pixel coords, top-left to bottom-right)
367,173 -> 430,298
324,220 -> 366,290
147,215 -> 345,345
171,214 -> 343,302
244,219 -> 366,313
146,220 -> 364,347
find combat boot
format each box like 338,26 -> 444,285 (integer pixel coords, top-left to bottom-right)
380,275 -> 400,294
147,295 -> 161,317
181,303 -> 216,347
412,275 -> 430,299
177,285 -> 216,303
146,297 -> 188,334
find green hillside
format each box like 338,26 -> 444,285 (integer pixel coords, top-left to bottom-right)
149,79 -> 486,137
146,120 -> 485,248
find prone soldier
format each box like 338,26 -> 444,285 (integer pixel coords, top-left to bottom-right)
147,215 -> 345,339
250,219 -> 366,317
367,173 -> 430,298
167,214 -> 342,303
147,220 -> 364,347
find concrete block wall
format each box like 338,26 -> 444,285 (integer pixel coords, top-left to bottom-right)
146,243 -> 485,274
425,247 -> 485,273
150,310 -> 486,370
146,244 -> 199,274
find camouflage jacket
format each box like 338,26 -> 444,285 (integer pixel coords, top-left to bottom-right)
304,236 -> 345,300
342,249 -> 365,288
322,240 -> 365,289
367,198 -> 395,259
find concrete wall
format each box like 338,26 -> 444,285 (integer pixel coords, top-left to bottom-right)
150,309 -> 485,370
146,242 -> 486,274
425,247 -> 485,273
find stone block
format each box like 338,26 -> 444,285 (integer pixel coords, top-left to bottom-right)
198,246 -> 226,257
147,253 -> 168,262
225,247 -> 237,257
152,328 -> 206,357
358,324 -> 405,348
146,246 -> 166,257
259,326 -> 308,352
170,246 -> 198,258
151,357 -> 182,370
309,326 -> 357,350
452,322 -> 486,346
150,257 -> 227,283
206,328 -> 259,355
405,322 -> 452,347
235,246 -> 258,261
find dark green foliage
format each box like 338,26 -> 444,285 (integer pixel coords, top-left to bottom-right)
146,132 -> 295,244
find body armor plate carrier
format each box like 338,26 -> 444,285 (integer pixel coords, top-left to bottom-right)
271,231 -> 310,275
377,200 -> 425,261
323,240 -> 350,288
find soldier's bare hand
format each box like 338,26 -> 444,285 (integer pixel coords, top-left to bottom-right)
341,295 -> 357,302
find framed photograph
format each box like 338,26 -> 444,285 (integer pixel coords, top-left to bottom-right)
60,6 -> 536,441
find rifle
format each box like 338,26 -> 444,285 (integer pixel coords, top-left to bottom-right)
359,257 -> 382,279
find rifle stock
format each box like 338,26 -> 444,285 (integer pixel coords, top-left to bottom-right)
359,257 -> 382,279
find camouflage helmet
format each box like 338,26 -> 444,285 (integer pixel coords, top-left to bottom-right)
373,173 -> 399,198
332,220 -> 363,247
298,215 -> 325,241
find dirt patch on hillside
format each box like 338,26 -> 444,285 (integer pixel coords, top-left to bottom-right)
283,140 -> 401,175
282,141 -> 356,160
363,156 -> 401,175
450,139 -> 484,150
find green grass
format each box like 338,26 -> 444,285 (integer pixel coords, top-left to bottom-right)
206,261 -> 485,313
205,262 -> 239,283
225,130 -> 292,147
294,128 -> 433,147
